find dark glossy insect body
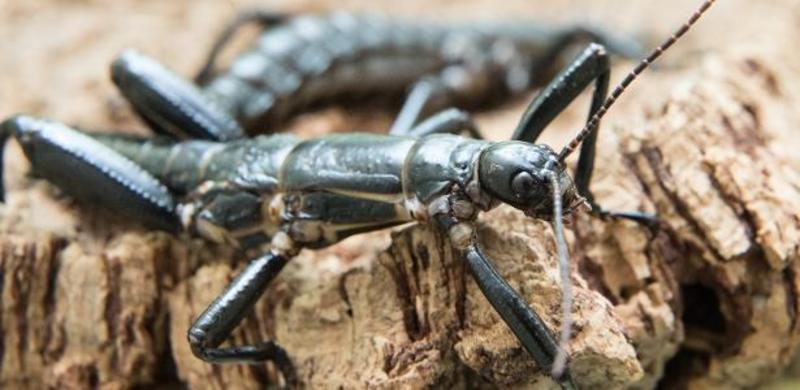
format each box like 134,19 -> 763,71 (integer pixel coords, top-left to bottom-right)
12,117 -> 576,251
1,114 -> 579,387
0,2 -> 715,388
111,11 -> 642,141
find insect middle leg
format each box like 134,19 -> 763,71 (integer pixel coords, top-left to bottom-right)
389,68 -> 494,137
188,246 -> 297,384
511,43 -> 656,225
402,108 -> 482,139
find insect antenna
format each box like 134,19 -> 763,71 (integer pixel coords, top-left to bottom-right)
557,0 -> 716,162
546,171 -> 573,379
549,0 -> 716,378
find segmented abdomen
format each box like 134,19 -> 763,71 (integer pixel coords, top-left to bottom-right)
202,12 -> 452,132
93,133 -> 300,195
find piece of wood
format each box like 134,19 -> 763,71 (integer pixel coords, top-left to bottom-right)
1,52 -> 799,389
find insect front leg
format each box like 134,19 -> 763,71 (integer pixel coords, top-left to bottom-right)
511,43 -> 656,226
511,43 -> 610,143
435,214 -> 577,390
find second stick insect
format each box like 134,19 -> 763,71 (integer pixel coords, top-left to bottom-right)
109,10 -> 643,141
0,1 -> 715,388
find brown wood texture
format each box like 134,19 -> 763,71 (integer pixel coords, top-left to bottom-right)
2,1 -> 800,389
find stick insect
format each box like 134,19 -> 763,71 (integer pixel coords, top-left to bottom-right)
110,10 -> 642,141
0,1 -> 714,388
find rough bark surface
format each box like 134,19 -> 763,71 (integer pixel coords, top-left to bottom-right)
2,1 -> 800,389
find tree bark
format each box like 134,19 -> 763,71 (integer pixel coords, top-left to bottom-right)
1,51 -> 800,389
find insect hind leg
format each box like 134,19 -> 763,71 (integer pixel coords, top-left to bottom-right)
0,115 -> 180,231
111,50 -> 245,141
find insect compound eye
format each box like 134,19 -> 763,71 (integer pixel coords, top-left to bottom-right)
511,171 -> 539,198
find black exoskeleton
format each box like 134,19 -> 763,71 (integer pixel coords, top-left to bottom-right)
110,11 -> 644,141
0,2 -> 715,388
